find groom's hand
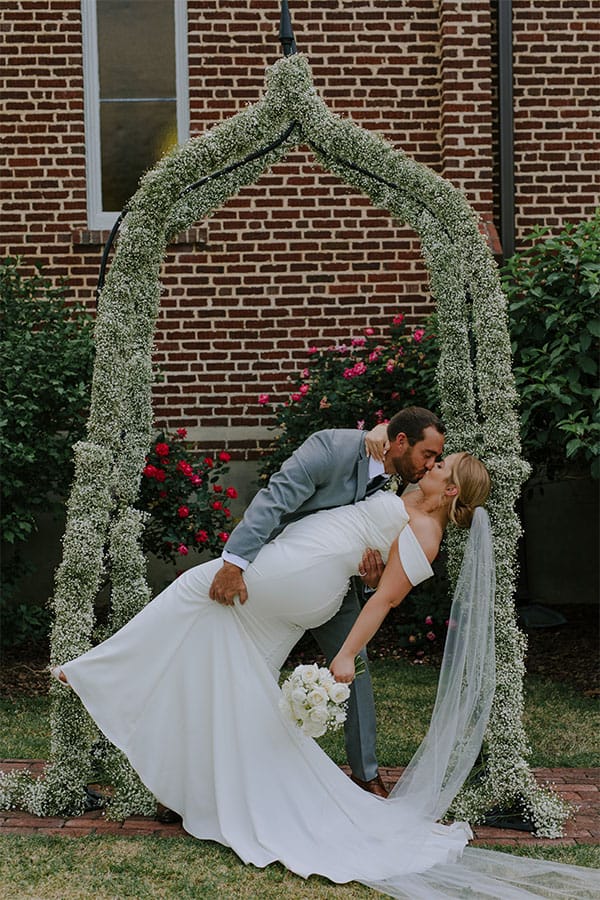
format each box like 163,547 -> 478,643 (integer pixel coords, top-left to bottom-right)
358,548 -> 385,590
209,562 -> 248,606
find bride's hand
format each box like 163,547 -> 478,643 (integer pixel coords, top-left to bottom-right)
330,651 -> 355,684
365,423 -> 389,462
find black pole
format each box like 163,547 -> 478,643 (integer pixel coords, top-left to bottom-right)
279,0 -> 297,56
498,0 -> 515,260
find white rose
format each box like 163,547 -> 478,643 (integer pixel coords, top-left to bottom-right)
291,687 -> 307,706
302,720 -> 327,738
334,708 -> 347,725
307,687 -> 329,708
329,682 -> 351,704
299,664 -> 319,684
308,706 -> 329,725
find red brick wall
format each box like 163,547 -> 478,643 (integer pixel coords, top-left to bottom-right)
2,1 -> 598,456
511,0 -> 600,240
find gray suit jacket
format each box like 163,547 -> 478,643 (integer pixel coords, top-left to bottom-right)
225,429 -> 370,563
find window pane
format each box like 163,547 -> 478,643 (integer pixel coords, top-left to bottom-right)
100,100 -> 177,211
97,0 -> 175,99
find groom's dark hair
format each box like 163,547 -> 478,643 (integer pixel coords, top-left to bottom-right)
387,407 -> 445,445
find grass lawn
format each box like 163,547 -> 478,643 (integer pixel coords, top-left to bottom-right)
0,834 -> 598,900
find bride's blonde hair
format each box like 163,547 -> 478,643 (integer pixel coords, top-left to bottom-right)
447,453 -> 491,529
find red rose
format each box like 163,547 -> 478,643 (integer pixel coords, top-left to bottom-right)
155,469 -> 167,482
176,460 -> 193,476
190,475 -> 202,486
158,490 -> 168,499
212,500 -> 223,510
204,457 -> 214,468
177,544 -> 189,556
143,464 -> 158,478
195,530 -> 208,544
224,508 -> 232,518
218,451 -> 231,462
176,428 -> 187,438
225,487 -> 238,499
177,506 -> 190,518
213,484 -> 223,493
155,442 -> 170,457
218,531 -> 229,542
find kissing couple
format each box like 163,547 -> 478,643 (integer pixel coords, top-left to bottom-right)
52,406 -> 597,898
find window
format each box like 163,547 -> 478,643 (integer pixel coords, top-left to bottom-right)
82,0 -> 189,229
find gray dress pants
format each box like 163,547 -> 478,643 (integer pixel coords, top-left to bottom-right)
310,578 -> 378,781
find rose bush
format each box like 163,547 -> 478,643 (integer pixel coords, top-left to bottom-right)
258,313 -> 439,480
137,428 -> 237,563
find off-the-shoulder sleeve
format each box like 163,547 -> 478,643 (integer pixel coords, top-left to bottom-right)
398,525 -> 434,586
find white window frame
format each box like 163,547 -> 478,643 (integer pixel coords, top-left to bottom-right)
81,0 -> 189,230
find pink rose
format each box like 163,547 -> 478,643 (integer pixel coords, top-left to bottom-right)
386,360 -> 395,373
258,393 -> 270,405
291,392 -> 302,402
191,475 -> 202,486
176,428 -> 187,438
301,368 -> 309,378
352,362 -> 367,376
342,368 -> 354,379
177,544 -> 189,556
356,420 -> 365,430
299,384 -> 309,395
393,314 -> 404,325
413,329 -> 425,343
364,327 -> 374,336
226,486 -> 238,499
426,631 -> 436,642
368,351 -> 380,362
425,615 -> 433,625
307,346 -> 319,354
351,337 -> 366,347
155,442 -> 169,457
177,506 -> 190,519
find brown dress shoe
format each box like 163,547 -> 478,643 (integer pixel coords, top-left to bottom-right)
155,803 -> 183,825
350,772 -> 389,798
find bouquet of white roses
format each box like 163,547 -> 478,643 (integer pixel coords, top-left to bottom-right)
279,664 -> 351,738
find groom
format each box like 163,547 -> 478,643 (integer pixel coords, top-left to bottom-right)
208,406 -> 445,798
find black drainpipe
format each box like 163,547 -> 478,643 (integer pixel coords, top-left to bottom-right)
498,0 -> 515,260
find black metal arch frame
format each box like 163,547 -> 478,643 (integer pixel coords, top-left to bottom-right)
96,2 -> 455,301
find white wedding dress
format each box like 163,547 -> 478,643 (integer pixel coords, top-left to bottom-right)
61,493 -> 599,899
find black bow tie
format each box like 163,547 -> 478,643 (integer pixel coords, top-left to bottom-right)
365,474 -> 403,497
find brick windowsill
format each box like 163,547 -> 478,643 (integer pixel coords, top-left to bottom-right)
72,226 -> 208,248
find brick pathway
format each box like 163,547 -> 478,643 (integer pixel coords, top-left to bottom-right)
1,761 -> 598,845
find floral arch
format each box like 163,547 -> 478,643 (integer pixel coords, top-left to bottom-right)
1,55 -> 567,834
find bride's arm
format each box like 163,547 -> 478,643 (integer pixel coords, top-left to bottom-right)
330,524 -> 438,683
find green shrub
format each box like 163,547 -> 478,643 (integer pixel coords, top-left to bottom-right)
257,314 -> 439,480
503,214 -> 600,479
0,258 -> 95,645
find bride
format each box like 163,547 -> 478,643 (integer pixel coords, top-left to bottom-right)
52,453 -> 597,899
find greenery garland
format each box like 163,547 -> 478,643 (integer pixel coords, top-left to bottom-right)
0,55 -> 568,834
